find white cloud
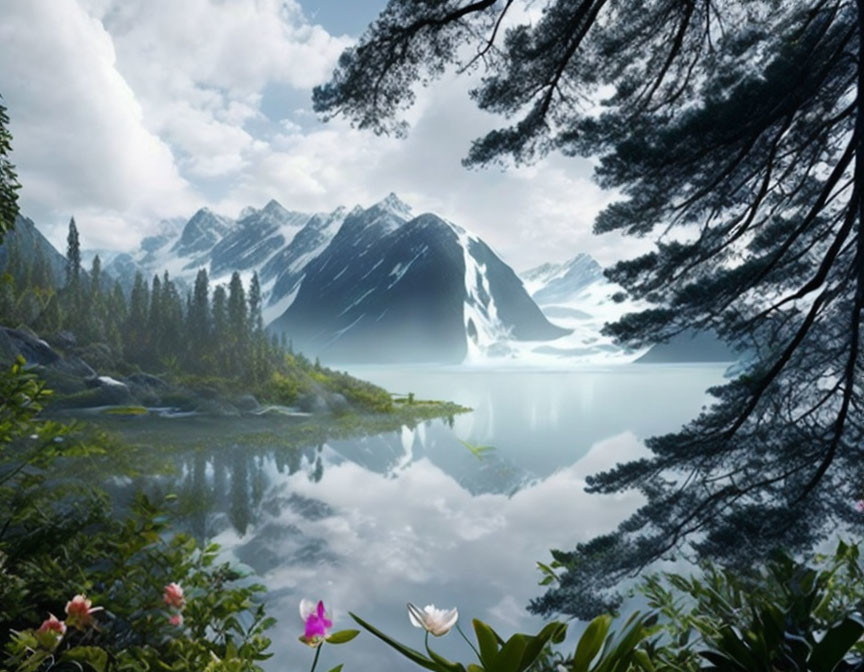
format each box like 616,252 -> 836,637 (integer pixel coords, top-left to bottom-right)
0,0 -> 648,269
0,0 -> 197,249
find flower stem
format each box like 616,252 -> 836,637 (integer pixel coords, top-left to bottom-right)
456,623 -> 482,661
309,643 -> 323,672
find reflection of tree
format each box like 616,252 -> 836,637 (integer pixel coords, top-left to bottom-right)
212,449 -> 227,502
229,449 -> 250,536
311,456 -> 324,483
188,449 -> 208,540
250,455 -> 265,510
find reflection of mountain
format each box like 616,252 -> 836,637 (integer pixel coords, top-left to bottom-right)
162,416 -> 532,549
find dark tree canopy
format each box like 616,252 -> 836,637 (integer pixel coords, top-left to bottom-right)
315,0 -> 864,618
0,97 -> 20,245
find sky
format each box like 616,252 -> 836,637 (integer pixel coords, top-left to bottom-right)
0,0 -> 644,270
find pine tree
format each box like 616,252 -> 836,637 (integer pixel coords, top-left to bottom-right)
211,284 -> 228,371
189,269 -> 210,340
0,96 -> 20,245
125,272 -> 150,361
65,217 -> 81,288
90,255 -> 101,295
160,272 -> 184,367
248,272 -> 263,333
227,272 -> 247,376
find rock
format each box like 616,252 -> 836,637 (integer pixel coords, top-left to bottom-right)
51,355 -> 96,378
1,327 -> 60,366
53,331 -> 77,349
82,376 -> 134,406
234,394 -> 260,412
298,393 -> 329,414
125,372 -> 170,390
327,393 -> 350,413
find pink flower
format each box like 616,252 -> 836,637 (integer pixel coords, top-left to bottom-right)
65,594 -> 102,630
855,500 -> 864,513
163,582 -> 185,609
169,612 -> 184,627
299,599 -> 332,646
37,613 -> 67,637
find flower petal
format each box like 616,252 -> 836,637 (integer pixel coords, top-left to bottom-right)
407,603 -> 426,629
299,599 -> 316,621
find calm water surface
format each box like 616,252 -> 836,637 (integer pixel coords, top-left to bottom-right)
114,364 -> 727,670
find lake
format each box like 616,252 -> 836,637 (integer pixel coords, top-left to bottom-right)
102,364 -> 727,670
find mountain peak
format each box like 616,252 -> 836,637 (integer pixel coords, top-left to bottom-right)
375,192 -> 413,219
263,198 -> 287,215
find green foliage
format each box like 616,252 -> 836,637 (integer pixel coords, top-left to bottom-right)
638,541 -> 864,672
0,235 -> 401,413
350,610 -> 660,672
0,360 -> 276,671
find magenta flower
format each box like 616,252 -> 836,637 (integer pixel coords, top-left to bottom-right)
169,612 -> 184,627
855,500 -> 864,513
299,599 -> 332,646
163,582 -> 185,609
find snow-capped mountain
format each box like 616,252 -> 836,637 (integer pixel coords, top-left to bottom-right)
518,255 -> 643,363
269,200 -> 570,363
106,198 -> 350,323
522,253 -> 605,305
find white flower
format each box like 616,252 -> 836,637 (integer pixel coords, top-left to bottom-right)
407,603 -> 458,637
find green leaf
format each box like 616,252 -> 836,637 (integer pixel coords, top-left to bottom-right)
518,622 -> 567,671
632,649 -> 656,671
350,612 -> 438,671
572,615 -> 611,672
327,629 -> 360,644
62,646 -> 109,672
493,634 -> 527,672
425,638 -> 467,672
473,619 -> 500,667
327,666 -> 344,672
811,614 -> 864,672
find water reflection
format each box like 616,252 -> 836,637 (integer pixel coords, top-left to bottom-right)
108,365 -> 725,670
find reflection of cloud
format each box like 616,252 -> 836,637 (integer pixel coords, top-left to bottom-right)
214,432 -> 647,670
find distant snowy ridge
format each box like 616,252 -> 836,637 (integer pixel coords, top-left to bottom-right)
518,255 -> 644,364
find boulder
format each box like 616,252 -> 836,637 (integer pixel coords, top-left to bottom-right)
126,372 -> 170,390
327,393 -> 350,413
52,331 -> 77,349
51,355 -> 96,378
234,394 -> 260,412
82,376 -> 134,406
1,327 -> 60,366
298,393 -> 329,414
